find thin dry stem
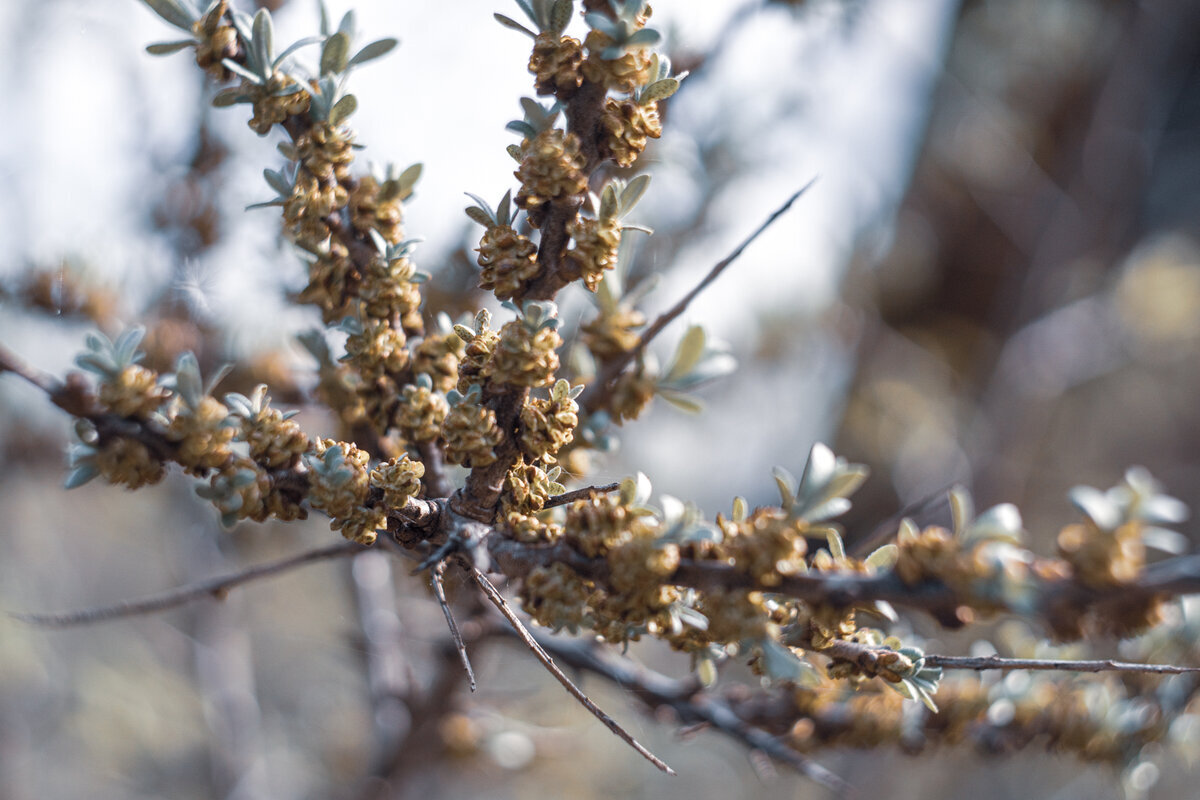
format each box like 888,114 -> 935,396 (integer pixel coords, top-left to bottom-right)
12,540 -> 363,627
543,481 -> 621,509
582,180 -> 817,413
465,561 -> 676,776
924,654 -> 1200,675
431,560 -> 476,691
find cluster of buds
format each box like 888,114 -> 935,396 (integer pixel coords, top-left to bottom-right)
519,379 -> 581,462
370,455 -> 425,510
508,95 -> 589,228
599,54 -> 680,167
466,191 -> 539,301
580,1 -> 657,94
410,321 -> 465,394
349,163 -> 420,244
394,374 -> 449,443
224,384 -> 310,470
501,460 -> 565,516
485,302 -> 562,388
442,386 -> 504,468
495,0 -> 583,97
453,311 -> 502,393
304,439 -> 386,545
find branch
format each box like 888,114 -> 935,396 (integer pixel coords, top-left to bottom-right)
0,340 -> 60,394
464,560 -> 676,776
11,540 -> 364,628
510,631 -> 849,792
431,559 -> 476,691
582,180 -> 817,414
543,482 -> 621,509
924,654 -> 1200,676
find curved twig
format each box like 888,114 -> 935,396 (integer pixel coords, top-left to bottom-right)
11,540 -> 363,628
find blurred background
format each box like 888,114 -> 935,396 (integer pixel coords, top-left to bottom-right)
2,0 -> 1200,798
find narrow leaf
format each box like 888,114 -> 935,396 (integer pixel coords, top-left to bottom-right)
143,0 -> 196,31
146,40 -> 195,55
348,38 -> 398,68
494,13 -> 537,37
328,94 -> 357,126
321,31 -> 350,75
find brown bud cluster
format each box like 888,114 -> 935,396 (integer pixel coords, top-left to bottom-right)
245,75 -> 311,135
599,99 -> 662,168
167,396 -> 235,474
582,30 -> 654,95
294,122 -> 355,183
486,321 -> 561,389
519,393 -> 577,463
98,365 -> 170,420
514,129 -> 587,227
564,216 -> 622,292
477,225 -> 539,301
442,401 -> 503,468
582,305 -> 645,360
192,1 -> 237,82
394,381 -> 448,443
370,455 -> 425,510
94,437 -> 166,490
349,176 -> 404,244
530,33 -> 584,96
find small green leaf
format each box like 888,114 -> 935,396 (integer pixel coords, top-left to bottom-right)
321,31 -> 350,75
640,78 -> 679,103
348,38 -> 398,68
328,94 -> 357,126
664,325 -> 705,383
658,390 -> 703,414
146,39 -> 195,55
949,485 -> 973,537
143,0 -> 196,31
864,544 -> 899,571
465,206 -> 493,227
826,530 -> 846,561
549,0 -> 572,35
494,12 -> 537,37
212,88 -> 250,107
222,59 -> 265,85
65,464 -> 100,489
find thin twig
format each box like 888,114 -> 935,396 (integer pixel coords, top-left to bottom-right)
517,631 -> 849,792
924,654 -> 1200,675
544,482 -> 621,509
11,540 -> 363,628
465,561 -> 676,776
582,180 -> 816,413
0,341 -> 61,394
431,560 -> 476,691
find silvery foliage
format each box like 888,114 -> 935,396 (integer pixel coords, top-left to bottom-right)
1070,468 -> 1190,553
465,189 -> 520,229
495,0 -> 574,38
585,0 -> 660,59
655,325 -> 736,414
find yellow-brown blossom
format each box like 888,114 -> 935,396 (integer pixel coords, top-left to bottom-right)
166,395 -> 235,474
486,321 -> 561,388
246,74 -> 311,135
477,225 -> 539,301
95,437 -> 166,490
295,121 -> 355,183
582,306 -> 645,360
456,329 -> 500,393
609,368 -> 655,422
411,334 -> 464,394
599,99 -> 662,168
530,32 -> 584,96
98,365 -> 169,420
395,381 -> 448,442
349,175 -> 404,244
514,129 -> 587,228
564,216 -> 622,292
519,394 -> 577,462
442,400 -> 503,468
370,455 -> 425,510
582,30 -> 653,94
192,1 -> 237,82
